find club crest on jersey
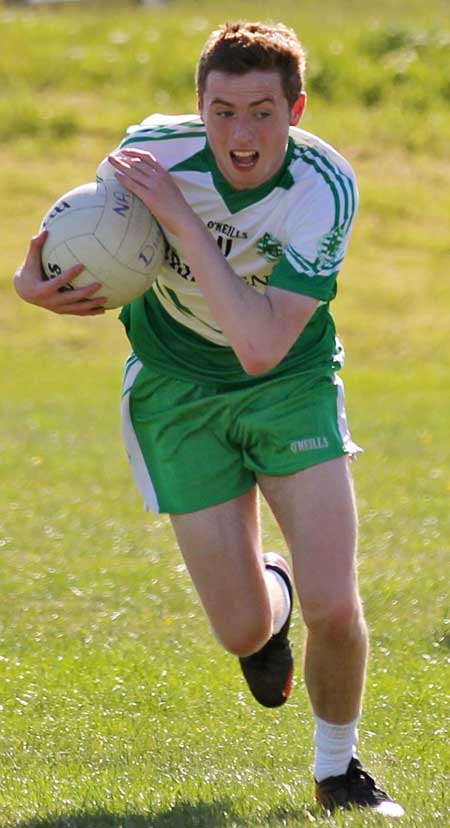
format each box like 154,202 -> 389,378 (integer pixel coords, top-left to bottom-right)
256,233 -> 283,262
316,225 -> 346,268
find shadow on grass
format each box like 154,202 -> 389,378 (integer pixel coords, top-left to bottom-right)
17,799 -> 317,828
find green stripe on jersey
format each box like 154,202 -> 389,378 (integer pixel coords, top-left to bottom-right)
294,145 -> 356,232
121,130 -> 207,148
155,281 -> 221,335
310,146 -> 356,231
294,147 -> 341,228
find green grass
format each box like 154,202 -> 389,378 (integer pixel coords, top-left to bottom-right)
0,1 -> 449,826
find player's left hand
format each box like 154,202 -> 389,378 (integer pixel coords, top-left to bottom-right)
108,149 -> 195,236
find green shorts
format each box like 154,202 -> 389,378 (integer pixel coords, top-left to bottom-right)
121,354 -> 361,514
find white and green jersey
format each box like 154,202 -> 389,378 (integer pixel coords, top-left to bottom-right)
97,114 -> 358,387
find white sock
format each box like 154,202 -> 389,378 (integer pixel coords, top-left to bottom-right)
264,568 -> 291,635
314,714 -> 359,782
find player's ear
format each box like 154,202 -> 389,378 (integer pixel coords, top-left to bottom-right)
290,92 -> 307,126
197,96 -> 204,119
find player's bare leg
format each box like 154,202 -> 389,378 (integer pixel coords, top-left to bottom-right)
170,488 -> 294,706
170,488 -> 274,657
258,457 -> 366,723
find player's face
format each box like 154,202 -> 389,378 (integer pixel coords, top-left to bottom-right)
199,70 -> 306,191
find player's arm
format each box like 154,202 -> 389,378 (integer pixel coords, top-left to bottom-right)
14,230 -> 107,316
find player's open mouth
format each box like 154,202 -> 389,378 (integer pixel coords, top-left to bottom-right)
230,150 -> 259,170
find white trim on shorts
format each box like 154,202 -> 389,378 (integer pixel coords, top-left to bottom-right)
333,373 -> 363,459
121,354 -> 161,514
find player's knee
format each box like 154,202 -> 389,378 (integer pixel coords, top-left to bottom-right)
216,614 -> 273,658
302,596 -> 365,643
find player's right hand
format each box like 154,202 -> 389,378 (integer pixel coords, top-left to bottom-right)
13,230 -> 107,316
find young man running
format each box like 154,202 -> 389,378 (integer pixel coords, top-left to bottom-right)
14,21 -> 404,817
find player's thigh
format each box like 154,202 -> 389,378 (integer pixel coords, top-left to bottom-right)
170,488 -> 273,656
257,457 -> 359,621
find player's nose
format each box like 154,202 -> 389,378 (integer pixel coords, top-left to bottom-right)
231,117 -> 255,144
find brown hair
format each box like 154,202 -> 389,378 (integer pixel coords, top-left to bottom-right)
196,21 -> 306,108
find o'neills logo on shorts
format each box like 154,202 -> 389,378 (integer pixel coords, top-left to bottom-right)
290,437 -> 329,453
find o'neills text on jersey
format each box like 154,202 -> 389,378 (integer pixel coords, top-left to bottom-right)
290,437 -> 329,453
207,221 -> 248,239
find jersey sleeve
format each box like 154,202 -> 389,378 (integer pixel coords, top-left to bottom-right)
269,167 -> 358,302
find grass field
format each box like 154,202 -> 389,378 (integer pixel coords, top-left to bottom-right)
0,1 -> 449,826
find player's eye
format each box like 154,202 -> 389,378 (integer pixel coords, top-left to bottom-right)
216,110 -> 234,119
255,110 -> 271,120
